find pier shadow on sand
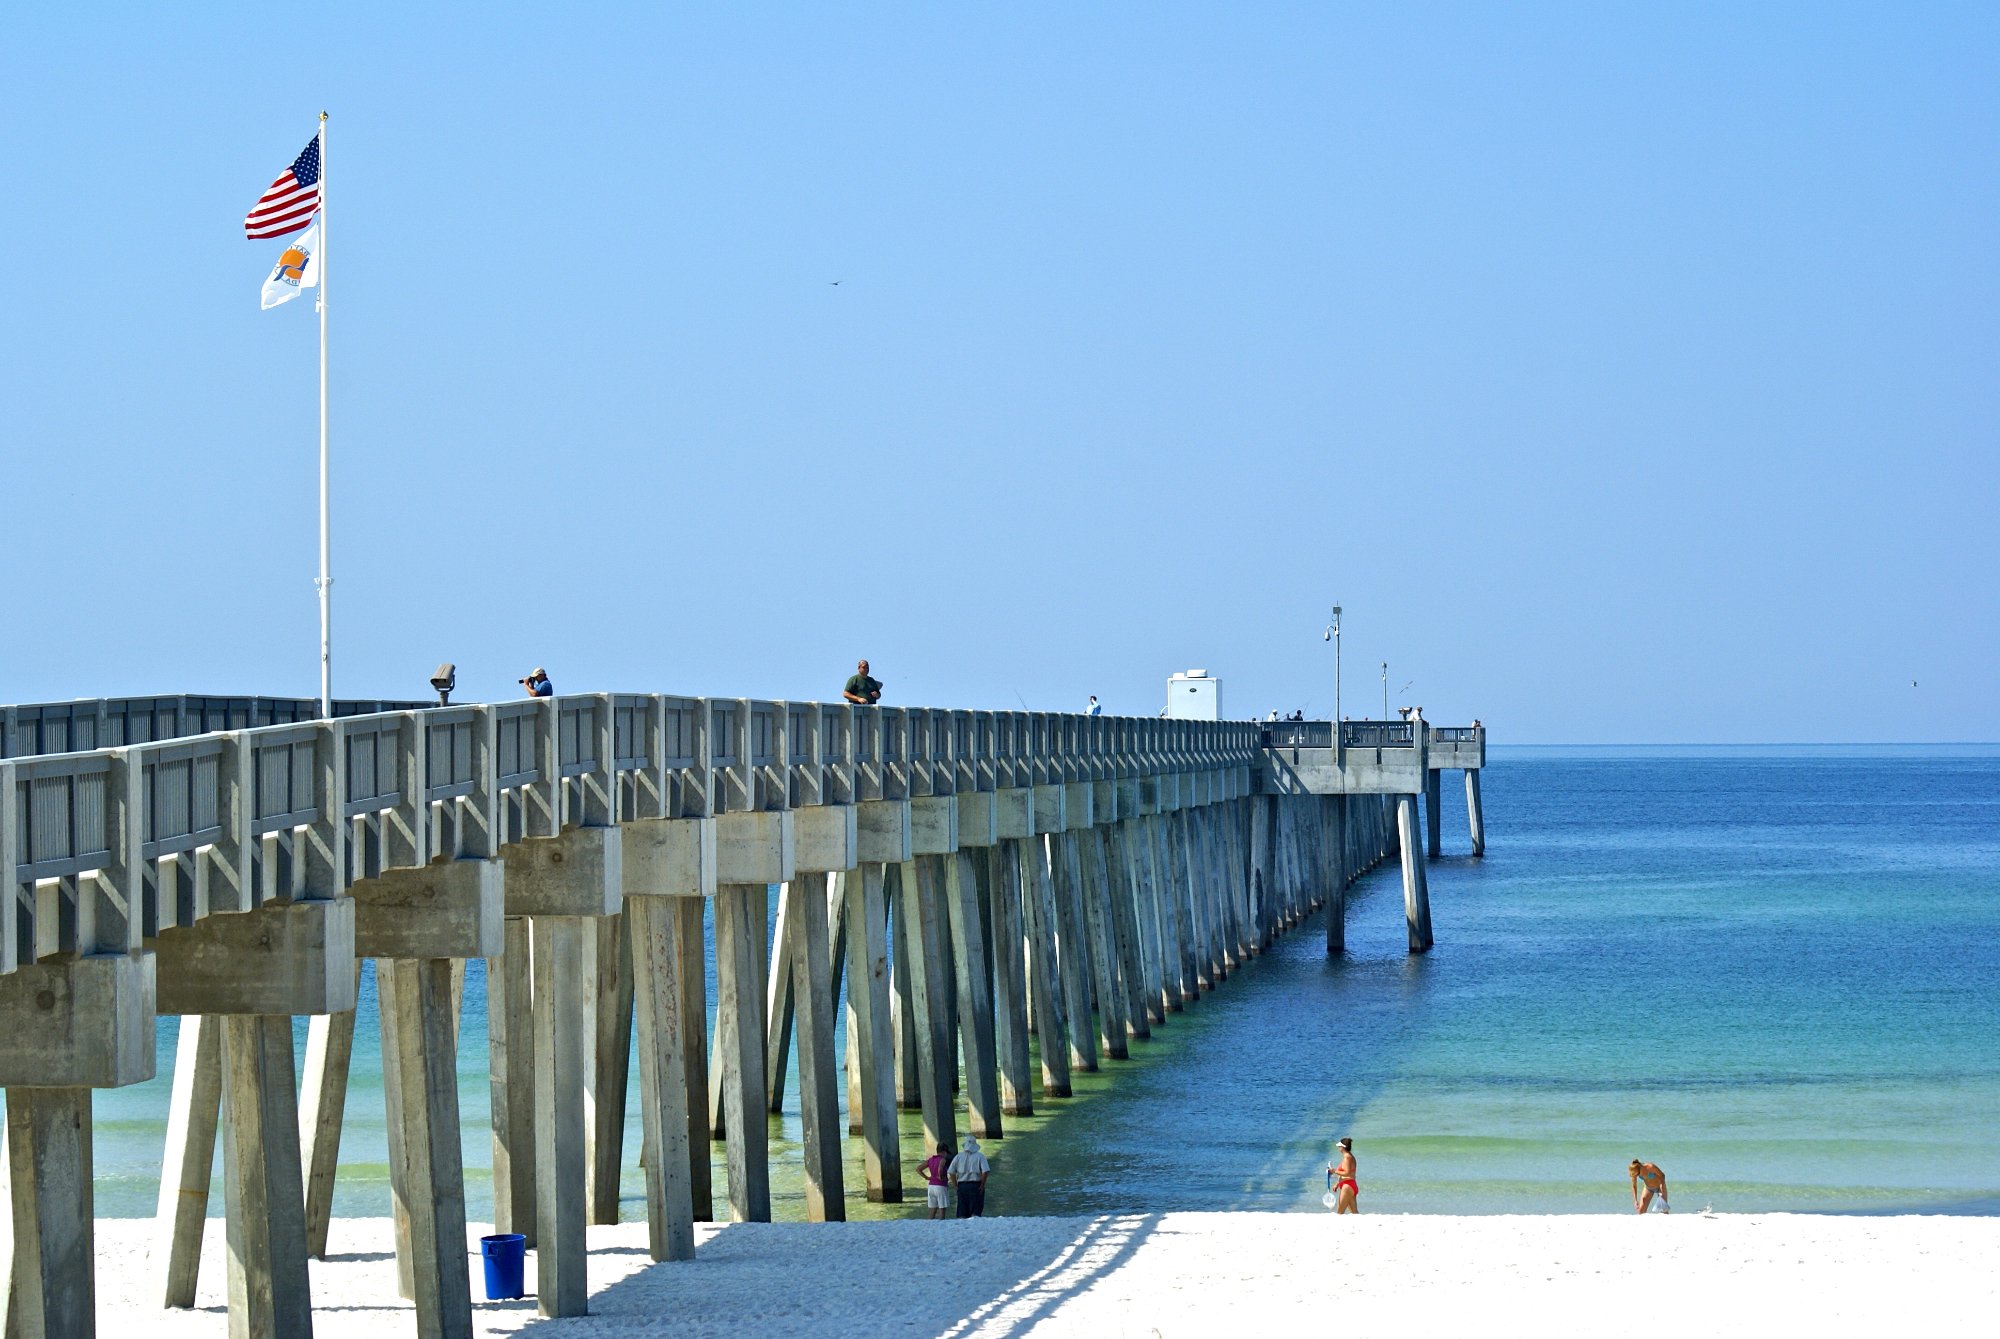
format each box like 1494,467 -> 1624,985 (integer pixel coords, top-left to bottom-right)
508,1214 -> 1163,1338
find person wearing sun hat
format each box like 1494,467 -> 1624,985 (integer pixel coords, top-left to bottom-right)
947,1136 -> 992,1218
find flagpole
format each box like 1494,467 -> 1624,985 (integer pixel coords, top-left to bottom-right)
316,110 -> 332,716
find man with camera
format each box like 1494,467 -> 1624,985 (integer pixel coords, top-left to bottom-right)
842,659 -> 882,705
520,667 -> 553,698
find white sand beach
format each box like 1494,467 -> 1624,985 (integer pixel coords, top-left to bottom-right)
93,1211 -> 1998,1337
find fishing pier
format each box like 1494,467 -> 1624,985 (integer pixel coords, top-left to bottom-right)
0,691 -> 1485,1338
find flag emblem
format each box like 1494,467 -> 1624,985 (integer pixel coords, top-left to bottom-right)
261,222 -> 321,309
245,136 -> 322,240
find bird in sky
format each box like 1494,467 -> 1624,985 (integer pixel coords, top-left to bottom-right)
829,280 -> 842,286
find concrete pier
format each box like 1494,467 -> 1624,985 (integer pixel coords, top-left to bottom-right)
0,692 -> 1484,1337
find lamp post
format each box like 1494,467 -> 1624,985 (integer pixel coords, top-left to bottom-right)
1324,605 -> 1342,761
1382,661 -> 1389,720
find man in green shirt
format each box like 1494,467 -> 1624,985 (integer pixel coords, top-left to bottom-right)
843,659 -> 883,705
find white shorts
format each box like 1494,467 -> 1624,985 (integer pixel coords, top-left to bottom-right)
927,1185 -> 949,1209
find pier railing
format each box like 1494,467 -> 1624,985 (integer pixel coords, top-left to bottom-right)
1260,721 -> 1332,748
0,694 -> 1266,977
0,693 -> 431,759
1339,720 -> 1415,749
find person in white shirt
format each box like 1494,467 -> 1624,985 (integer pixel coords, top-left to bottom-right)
947,1136 -> 991,1218
1087,695 -> 1102,716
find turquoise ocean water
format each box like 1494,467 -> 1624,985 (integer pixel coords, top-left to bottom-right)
90,745 -> 2000,1218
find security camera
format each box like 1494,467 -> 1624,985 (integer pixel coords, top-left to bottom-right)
430,662 -> 456,706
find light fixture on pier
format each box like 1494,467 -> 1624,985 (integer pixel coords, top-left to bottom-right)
1325,605 -> 1342,753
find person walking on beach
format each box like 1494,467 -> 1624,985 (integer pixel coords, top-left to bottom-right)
1630,1160 -> 1670,1214
843,659 -> 883,705
948,1136 -> 992,1218
1327,1137 -> 1359,1214
917,1143 -> 952,1219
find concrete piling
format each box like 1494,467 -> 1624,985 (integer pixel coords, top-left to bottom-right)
220,1014 -> 314,1339
1466,769 -> 1486,856
673,898 -> 713,1221
1426,770 -> 1443,860
376,958 -> 473,1339
298,991 -> 357,1261
985,843 -> 1034,1115
785,875 -> 845,1221
841,865 -> 902,1201
625,894 -> 696,1261
584,914 -> 635,1226
8,1087 -> 98,1339
488,919 -> 537,1246
529,916 -> 590,1317
1396,796 -> 1434,952
157,1016 -> 221,1308
713,883 -> 770,1223
946,852 -> 1003,1138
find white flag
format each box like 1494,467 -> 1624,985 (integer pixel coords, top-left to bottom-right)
260,222 -> 320,310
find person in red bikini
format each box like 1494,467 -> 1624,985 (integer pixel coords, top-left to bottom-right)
1327,1137 -> 1359,1214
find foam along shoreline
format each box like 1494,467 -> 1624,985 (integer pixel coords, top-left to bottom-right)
94,1211 -> 1996,1337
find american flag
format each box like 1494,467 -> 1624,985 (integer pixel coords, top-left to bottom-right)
244,135 -> 321,240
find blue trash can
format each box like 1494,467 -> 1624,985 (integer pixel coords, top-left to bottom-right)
480,1233 -> 527,1301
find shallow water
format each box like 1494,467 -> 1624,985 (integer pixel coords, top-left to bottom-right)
91,745 -> 2000,1218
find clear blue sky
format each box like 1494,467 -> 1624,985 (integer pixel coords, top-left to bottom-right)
4,3 -> 1994,741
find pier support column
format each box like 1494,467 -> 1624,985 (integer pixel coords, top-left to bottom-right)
1013,836 -> 1071,1097
763,893 -> 797,1115
1466,770 -> 1486,857
625,894 -> 696,1261
946,851 -> 1003,1138
298,989 -> 358,1261
985,839 -> 1033,1115
620,807 -> 718,1236
530,917 -> 590,1317
504,822 -> 622,1317
1250,799 -> 1274,949
714,882 -> 770,1222
584,914 -> 635,1225
842,864 -> 902,1201
1397,795 -> 1434,953
157,1015 -> 222,1308
488,918 -> 537,1245
1075,830 -> 1129,1061
1426,770 -> 1443,860
674,898 -> 713,1221
1110,820 -> 1161,1031
376,958 -> 474,1339
221,1015 -> 315,1339
784,874 -> 846,1220
889,866 -> 921,1109
1324,797 -> 1348,955
899,859 -> 960,1158
1047,833 -> 1100,1071
1128,819 -> 1168,1031
7,1088 -> 97,1339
